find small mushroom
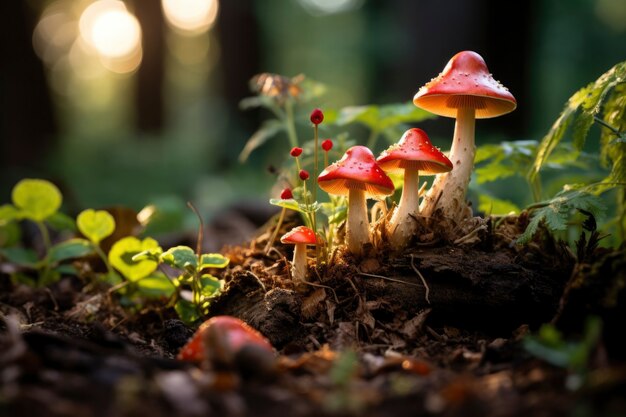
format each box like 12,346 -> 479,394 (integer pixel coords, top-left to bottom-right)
414,51 -> 516,223
280,225 -> 318,283
377,128 -> 452,250
317,145 -> 394,256
178,316 -> 275,373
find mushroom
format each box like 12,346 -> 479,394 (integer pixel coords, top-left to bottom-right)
178,316 -> 274,370
377,128 -> 452,250
317,145 -> 394,255
280,225 -> 318,283
414,51 -> 516,223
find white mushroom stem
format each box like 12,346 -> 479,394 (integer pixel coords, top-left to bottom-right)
346,188 -> 369,256
420,107 -> 476,222
387,169 -> 420,250
291,243 -> 308,283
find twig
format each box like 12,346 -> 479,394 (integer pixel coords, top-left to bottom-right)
44,288 -> 59,311
594,116 -> 622,137
246,271 -> 267,293
410,255 -> 431,305
303,281 -> 339,303
358,272 -> 424,289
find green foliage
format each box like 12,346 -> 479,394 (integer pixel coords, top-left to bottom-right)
528,61 -> 626,198
11,179 -> 62,222
524,317 -> 602,375
477,195 -> 521,216
108,237 -> 162,281
133,244 -> 230,324
135,273 -> 176,298
47,239 -> 95,263
239,74 -> 327,161
517,185 -> 606,244
333,102 -> 435,148
77,209 -> 115,244
161,246 -> 198,271
199,253 -> 230,269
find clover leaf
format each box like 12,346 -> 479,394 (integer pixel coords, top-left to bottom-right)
108,236 -> 161,281
12,179 -> 62,222
77,209 -> 115,244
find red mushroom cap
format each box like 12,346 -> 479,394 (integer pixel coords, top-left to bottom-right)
280,225 -> 318,245
377,128 -> 453,175
413,51 -> 516,119
317,145 -> 395,197
177,316 -> 274,363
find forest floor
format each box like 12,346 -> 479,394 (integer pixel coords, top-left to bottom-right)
1,212 -> 625,417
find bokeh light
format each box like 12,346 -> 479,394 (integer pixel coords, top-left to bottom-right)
162,0 -> 219,35
297,0 -> 363,16
79,0 -> 142,73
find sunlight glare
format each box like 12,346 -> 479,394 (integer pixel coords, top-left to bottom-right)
162,0 -> 219,34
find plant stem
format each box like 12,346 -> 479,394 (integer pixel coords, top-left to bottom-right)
594,116 -> 622,137
264,207 -> 287,254
366,129 -> 380,150
36,221 -> 51,252
187,202 -> 204,257
93,244 -> 113,274
285,100 -> 299,148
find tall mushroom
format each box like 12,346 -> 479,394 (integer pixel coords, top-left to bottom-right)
317,145 -> 394,256
414,51 -> 516,223
280,226 -> 318,284
377,128 -> 452,250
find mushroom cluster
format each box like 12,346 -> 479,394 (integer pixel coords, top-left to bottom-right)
274,50 -> 515,280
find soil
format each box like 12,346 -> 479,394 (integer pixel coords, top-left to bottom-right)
1,211 -> 625,417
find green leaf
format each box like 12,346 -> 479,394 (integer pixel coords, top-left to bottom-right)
131,247 -> 163,262
108,236 -> 161,281
334,102 -> 435,131
11,179 -> 62,222
238,119 -> 285,162
174,299 -> 200,324
474,140 -> 537,184
478,195 -> 521,216
0,204 -> 21,225
319,201 -> 348,225
47,212 -> 77,232
270,198 -> 303,213
0,221 -> 21,247
160,246 -> 198,271
48,238 -> 94,263
199,253 -> 229,269
77,209 -> 116,244
529,62 -> 626,191
0,247 -> 38,267
517,185 -> 607,244
239,95 -> 276,110
200,273 -> 223,297
54,264 -> 79,276
136,273 -> 176,298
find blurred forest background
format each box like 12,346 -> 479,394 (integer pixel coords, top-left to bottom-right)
1,0 -> 625,233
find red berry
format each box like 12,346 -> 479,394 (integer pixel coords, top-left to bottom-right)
280,188 -> 293,199
299,170 -> 309,180
290,147 -> 303,157
310,108 -> 324,125
321,139 -> 333,151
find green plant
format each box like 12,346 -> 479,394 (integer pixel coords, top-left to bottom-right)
524,317 -> 603,389
0,179 -> 92,285
130,206 -> 229,323
525,61 -> 626,242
